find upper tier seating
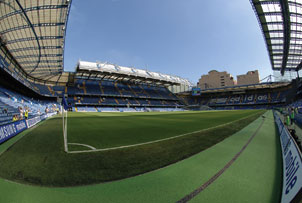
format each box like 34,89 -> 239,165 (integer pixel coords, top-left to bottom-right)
33,79 -> 182,110
34,79 -> 179,101
185,89 -> 289,110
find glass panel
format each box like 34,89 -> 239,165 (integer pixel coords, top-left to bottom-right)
273,55 -> 283,60
271,39 -> 283,44
262,4 -> 281,12
272,45 -> 283,49
272,50 -> 283,54
268,24 -> 282,30
265,14 -> 282,23
270,32 -> 283,38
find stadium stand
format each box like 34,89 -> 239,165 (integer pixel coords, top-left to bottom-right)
1,0 -> 302,202
179,82 -> 292,110
0,68 -> 59,126
286,79 -> 302,127
0,86 -> 58,126
32,79 -> 184,112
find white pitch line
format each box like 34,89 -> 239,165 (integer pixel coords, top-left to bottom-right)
68,143 -> 96,150
67,112 -> 264,154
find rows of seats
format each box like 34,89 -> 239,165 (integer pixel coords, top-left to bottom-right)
0,99 -> 19,125
186,97 -> 210,106
33,79 -> 181,110
34,79 -> 178,101
291,99 -> 302,109
0,86 -> 58,126
214,105 -> 274,110
188,91 -> 288,107
67,96 -> 182,107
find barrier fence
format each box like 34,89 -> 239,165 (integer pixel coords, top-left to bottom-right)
274,111 -> 302,203
0,112 -> 57,144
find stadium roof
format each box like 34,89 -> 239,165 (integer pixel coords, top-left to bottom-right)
178,82 -> 290,96
0,0 -> 71,80
76,61 -> 193,86
250,0 -> 302,75
200,81 -> 290,93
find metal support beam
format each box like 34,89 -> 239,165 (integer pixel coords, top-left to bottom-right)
7,36 -> 63,45
19,60 -> 62,64
9,46 -> 62,53
0,22 -> 65,35
296,62 -> 302,71
280,0 -> 290,75
15,54 -> 62,59
0,5 -> 68,22
12,0 -> 43,74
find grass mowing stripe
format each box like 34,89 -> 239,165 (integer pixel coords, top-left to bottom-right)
177,116 -> 265,203
68,111 -> 264,153
67,110 -> 258,150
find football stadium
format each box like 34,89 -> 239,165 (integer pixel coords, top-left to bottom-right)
0,0 -> 302,203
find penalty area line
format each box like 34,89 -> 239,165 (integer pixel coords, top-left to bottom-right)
67,112 -> 263,154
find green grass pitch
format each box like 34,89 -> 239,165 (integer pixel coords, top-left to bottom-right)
0,110 -> 265,186
67,110 -> 262,151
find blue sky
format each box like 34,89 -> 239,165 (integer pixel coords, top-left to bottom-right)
64,0 -> 272,84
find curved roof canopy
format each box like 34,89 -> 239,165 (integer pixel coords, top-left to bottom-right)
251,0 -> 302,75
77,61 -> 193,87
0,0 -> 71,80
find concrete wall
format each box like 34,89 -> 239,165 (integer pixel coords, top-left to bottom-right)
198,70 -> 235,90
237,70 -> 259,85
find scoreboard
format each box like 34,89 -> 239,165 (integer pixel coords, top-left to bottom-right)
192,88 -> 201,96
